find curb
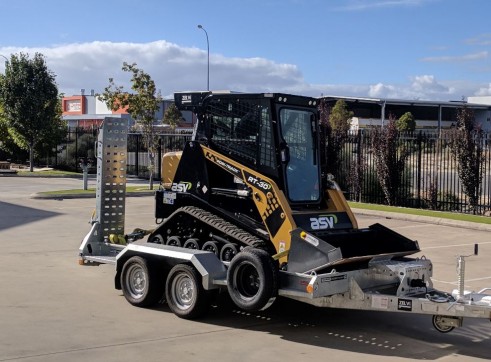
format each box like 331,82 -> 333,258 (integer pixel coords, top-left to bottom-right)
0,173 -> 92,179
30,191 -> 155,200
352,208 -> 491,232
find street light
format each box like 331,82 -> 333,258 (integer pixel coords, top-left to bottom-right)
197,24 -> 210,91
0,54 -> 8,73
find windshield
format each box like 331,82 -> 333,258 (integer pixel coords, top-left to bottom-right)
279,108 -> 319,202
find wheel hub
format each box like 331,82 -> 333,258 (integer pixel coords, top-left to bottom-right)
127,265 -> 146,297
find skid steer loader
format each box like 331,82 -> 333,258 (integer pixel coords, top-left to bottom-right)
80,92 -> 491,331
148,92 -> 420,310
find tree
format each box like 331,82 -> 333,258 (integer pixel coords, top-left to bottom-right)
449,106 -> 485,213
163,103 -> 182,129
329,99 -> 353,133
0,53 -> 61,171
0,104 -> 10,149
99,62 -> 162,189
319,99 -> 352,179
396,112 -> 416,132
371,116 -> 410,206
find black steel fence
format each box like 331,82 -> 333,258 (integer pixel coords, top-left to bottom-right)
49,129 -> 192,178
50,128 -> 490,215
336,130 -> 491,215
53,127 -> 99,171
126,133 -> 192,179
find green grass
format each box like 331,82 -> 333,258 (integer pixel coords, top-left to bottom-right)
18,169 -> 81,177
348,201 -> 491,225
37,185 -> 159,196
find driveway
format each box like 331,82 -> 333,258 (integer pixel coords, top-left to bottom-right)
0,177 -> 490,362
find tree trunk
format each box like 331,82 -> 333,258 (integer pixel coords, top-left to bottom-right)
29,144 -> 34,172
148,151 -> 155,190
148,169 -> 154,190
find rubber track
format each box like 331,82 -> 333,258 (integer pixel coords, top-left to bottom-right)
165,206 -> 266,249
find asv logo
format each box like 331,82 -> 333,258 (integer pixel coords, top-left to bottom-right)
310,214 -> 338,230
171,182 -> 192,192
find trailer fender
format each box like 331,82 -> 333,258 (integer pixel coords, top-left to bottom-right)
115,241 -> 227,291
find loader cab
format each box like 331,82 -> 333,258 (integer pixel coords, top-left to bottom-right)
174,92 -> 322,208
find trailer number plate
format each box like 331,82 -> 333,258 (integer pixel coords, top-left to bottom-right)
371,295 -> 389,309
398,298 -> 413,311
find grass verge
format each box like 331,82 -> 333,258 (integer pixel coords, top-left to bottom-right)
36,185 -> 159,196
18,170 -> 81,177
349,201 -> 491,225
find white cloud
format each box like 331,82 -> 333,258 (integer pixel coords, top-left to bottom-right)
411,75 -> 448,93
0,40 -> 487,102
0,41 -> 310,97
420,51 -> 488,63
368,83 -> 396,98
475,83 -> 491,96
465,33 -> 491,46
363,76 -> 461,100
333,0 -> 429,11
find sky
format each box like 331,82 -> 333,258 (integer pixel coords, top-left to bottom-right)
1,0 -> 491,101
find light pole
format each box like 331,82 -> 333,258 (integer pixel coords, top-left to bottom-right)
197,24 -> 209,91
0,54 -> 8,67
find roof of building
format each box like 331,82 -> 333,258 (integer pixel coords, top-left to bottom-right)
321,95 -> 491,109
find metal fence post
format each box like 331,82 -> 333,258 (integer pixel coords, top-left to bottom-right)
75,127 -> 78,172
135,134 -> 140,177
157,137 -> 162,181
417,131 -> 422,208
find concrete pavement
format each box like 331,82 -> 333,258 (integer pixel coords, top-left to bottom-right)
0,177 -> 490,362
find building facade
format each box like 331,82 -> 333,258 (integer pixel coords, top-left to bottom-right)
61,90 -> 195,130
321,96 -> 491,132
61,89 -> 131,129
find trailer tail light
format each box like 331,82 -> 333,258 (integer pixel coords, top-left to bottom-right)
306,283 -> 314,294
306,277 -> 316,294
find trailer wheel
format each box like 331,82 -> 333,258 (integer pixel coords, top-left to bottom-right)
227,248 -> 278,311
432,315 -> 455,333
202,240 -> 220,256
121,256 -> 164,307
165,264 -> 210,319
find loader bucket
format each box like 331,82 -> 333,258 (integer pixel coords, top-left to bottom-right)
287,223 -> 420,273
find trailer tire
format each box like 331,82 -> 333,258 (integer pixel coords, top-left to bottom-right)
165,264 -> 210,319
227,248 -> 278,311
121,256 -> 164,308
